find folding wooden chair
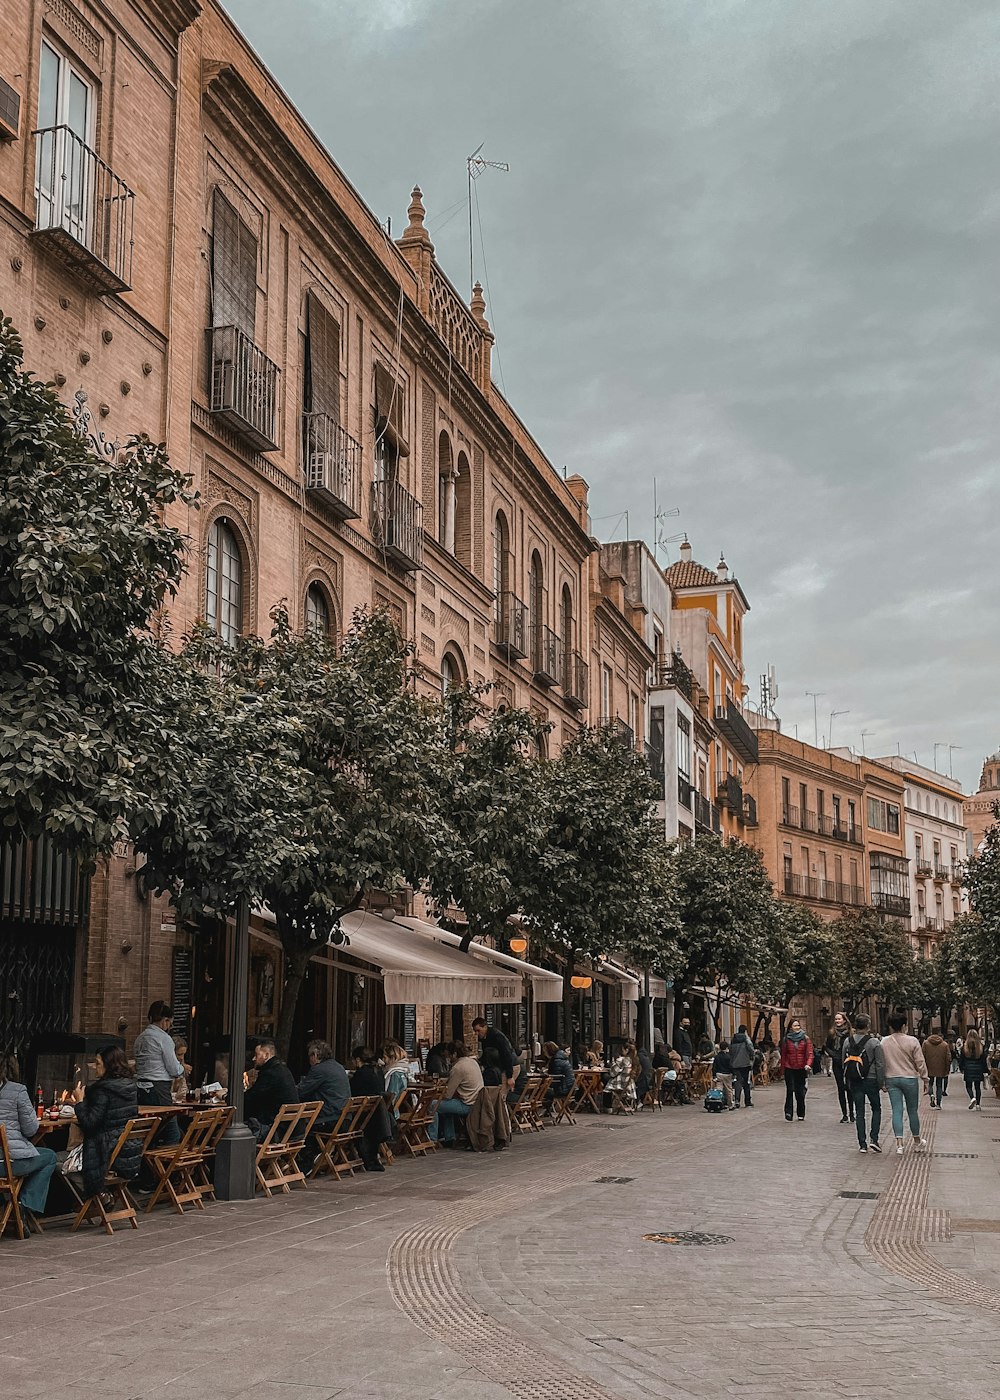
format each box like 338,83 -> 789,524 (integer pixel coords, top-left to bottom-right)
72,1116 -> 161,1235
608,1080 -> 636,1115
0,1124 -> 27,1241
573,1069 -> 604,1114
550,1082 -> 579,1125
191,1105 -> 234,1201
308,1096 -> 379,1181
254,1101 -> 323,1197
643,1067 -> 666,1112
396,1086 -> 440,1158
144,1107 -> 228,1215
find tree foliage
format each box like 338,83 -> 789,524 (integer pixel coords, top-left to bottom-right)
827,907 -> 915,1014
0,314 -> 196,857
758,901 -> 843,1018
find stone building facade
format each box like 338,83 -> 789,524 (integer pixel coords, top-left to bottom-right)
964,750 -> 1000,855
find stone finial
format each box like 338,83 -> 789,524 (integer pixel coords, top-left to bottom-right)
400,184 -> 433,250
470,280 -> 492,337
717,553 -> 729,582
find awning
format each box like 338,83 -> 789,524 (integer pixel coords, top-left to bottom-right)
337,910 -> 522,1006
396,917 -> 564,1003
594,961 -> 641,1002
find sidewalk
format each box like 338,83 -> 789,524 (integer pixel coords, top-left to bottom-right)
2,1076 -> 998,1400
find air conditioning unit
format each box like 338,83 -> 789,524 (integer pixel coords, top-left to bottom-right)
0,78 -> 20,142
307,451 -> 331,491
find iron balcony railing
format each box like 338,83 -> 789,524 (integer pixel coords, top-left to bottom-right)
599,716 -> 635,748
562,649 -> 588,709
872,891 -> 912,919
370,477 -> 424,571
781,804 -> 859,844
932,862 -> 950,881
303,414 -> 361,519
531,623 -> 561,687
783,873 -> 866,907
210,324 -> 279,451
714,699 -> 759,763
694,791 -> 722,836
1,836 -> 90,926
33,124 -> 134,292
655,650 -> 695,700
677,775 -> 693,809
918,914 -> 944,932
743,794 -> 758,826
915,858 -> 933,877
717,773 -> 745,818
494,592 -> 529,659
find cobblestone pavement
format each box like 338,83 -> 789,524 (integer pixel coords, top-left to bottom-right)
3,1077 -> 999,1400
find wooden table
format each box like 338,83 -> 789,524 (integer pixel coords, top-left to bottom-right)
138,1101 -> 227,1116
573,1069 -> 604,1114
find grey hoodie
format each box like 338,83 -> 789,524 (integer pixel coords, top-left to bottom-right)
729,1032 -> 755,1070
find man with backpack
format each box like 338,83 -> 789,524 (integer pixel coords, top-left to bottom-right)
729,1024 -> 755,1107
842,1013 -> 886,1152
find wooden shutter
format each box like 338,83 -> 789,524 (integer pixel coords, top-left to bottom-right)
212,189 -> 257,336
374,362 -> 407,450
305,291 -> 340,423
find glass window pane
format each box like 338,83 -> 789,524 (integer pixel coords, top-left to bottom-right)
39,44 -> 59,128
305,585 -> 329,636
67,72 -> 89,141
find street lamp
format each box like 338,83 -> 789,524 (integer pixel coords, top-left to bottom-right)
214,894 -> 255,1199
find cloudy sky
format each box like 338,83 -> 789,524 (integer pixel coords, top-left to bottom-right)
228,0 -> 998,794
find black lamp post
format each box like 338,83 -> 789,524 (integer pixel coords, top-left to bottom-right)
214,893 -> 256,1199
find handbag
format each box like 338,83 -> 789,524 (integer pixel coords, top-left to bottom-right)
61,1143 -> 84,1175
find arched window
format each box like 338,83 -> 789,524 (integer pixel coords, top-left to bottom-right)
304,583 -> 330,636
441,650 -> 463,696
206,518 -> 243,643
437,431 -> 453,548
454,451 -> 471,569
493,511 -> 510,601
560,584 -> 574,672
529,551 -> 544,669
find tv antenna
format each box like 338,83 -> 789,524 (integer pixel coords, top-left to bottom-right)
760,665 -> 779,719
652,479 -> 681,562
467,144 -> 509,296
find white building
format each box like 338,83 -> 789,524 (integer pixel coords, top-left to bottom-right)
877,757 -> 971,954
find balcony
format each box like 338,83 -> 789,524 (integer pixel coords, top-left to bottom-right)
915,858 -> 933,877
781,805 -> 859,843
743,794 -> 758,826
562,650 -> 589,710
599,716 -> 635,749
783,873 -> 866,907
932,862 -> 949,882
872,891 -> 912,919
370,478 -> 424,571
717,773 -> 745,820
494,593 -> 528,659
831,820 -> 861,844
210,325 -> 279,451
33,125 -> 134,293
655,650 -> 695,700
677,775 -> 693,810
918,914 -> 944,932
1,836 -> 90,925
531,624 -> 561,688
714,700 -> 759,763
303,414 -> 361,520
694,791 -> 722,836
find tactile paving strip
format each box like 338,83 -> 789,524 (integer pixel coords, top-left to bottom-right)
865,1116 -> 1000,1313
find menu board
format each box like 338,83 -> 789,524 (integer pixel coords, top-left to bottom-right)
401,1004 -> 416,1055
170,947 -> 193,1037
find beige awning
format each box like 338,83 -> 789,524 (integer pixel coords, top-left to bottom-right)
396,917 -> 564,1003
595,961 -> 641,1002
336,911 -> 522,1006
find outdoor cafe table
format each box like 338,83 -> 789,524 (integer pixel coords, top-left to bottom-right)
573,1069 -> 604,1114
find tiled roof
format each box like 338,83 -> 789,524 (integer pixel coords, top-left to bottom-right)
664,558 -> 720,589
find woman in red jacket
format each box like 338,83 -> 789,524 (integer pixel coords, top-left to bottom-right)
780,1019 -> 813,1122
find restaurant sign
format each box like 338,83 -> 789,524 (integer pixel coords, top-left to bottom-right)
490,981 -> 517,1002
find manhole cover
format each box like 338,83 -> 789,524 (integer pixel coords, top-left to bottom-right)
929,1152 -> 978,1159
839,1191 -> 880,1200
594,1176 -> 634,1184
643,1231 -> 733,1246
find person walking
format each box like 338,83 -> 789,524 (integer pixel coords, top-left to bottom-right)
841,1014 -> 886,1152
922,1030 -> 951,1109
780,1019 -> 813,1122
882,1013 -> 928,1154
958,1029 -> 988,1110
729,1024 -> 755,1108
829,1011 -> 854,1124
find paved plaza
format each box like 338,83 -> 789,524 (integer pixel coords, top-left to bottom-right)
3,1077 -> 1000,1400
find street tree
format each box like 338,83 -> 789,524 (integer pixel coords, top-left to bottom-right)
947,912 -> 1000,1033
0,314 -> 196,858
756,901 -> 843,1040
672,835 -> 778,1037
828,907 -> 915,1017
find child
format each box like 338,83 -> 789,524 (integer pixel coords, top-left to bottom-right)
712,1039 -> 735,1109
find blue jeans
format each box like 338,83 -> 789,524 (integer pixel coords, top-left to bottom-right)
430,1098 -> 472,1143
886,1076 -> 921,1139
930,1076 -> 947,1106
4,1147 -> 58,1214
850,1080 -> 881,1147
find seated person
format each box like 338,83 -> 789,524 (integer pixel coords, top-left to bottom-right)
634,1043 -> 653,1102
0,1052 -> 58,1224
380,1041 -> 412,1102
71,1045 -> 140,1202
243,1039 -> 298,1141
430,1043 -> 483,1145
604,1048 -> 637,1110
349,1046 -> 392,1172
653,1039 -> 674,1070
507,1046 -> 532,1106
584,1040 -> 605,1070
296,1038 -> 350,1170
543,1041 -> 576,1104
424,1041 -> 453,1078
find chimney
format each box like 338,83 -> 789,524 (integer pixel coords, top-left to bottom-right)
679,536 -> 692,563
717,553 -> 729,582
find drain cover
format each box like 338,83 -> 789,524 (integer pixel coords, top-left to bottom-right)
929,1152 -> 978,1159
594,1176 -> 634,1184
839,1191 -> 880,1200
643,1231 -> 733,1246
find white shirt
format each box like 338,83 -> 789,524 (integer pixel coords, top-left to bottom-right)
133,1023 -> 184,1085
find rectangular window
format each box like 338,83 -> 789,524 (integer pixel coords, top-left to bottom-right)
35,41 -> 95,239
649,706 -> 665,784
677,715 -> 691,779
887,803 -> 900,835
629,691 -> 640,740
304,290 -> 340,422
601,665 -> 612,719
781,777 -> 791,819
212,189 -> 257,336
867,796 -> 900,833
848,799 -> 856,832
799,782 -> 808,815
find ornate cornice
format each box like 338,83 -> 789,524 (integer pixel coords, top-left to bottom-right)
132,0 -> 202,40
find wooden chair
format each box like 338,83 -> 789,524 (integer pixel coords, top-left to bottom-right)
144,1107 -> 228,1215
573,1069 -> 604,1114
396,1086 -> 440,1158
642,1067 -> 666,1112
71,1116 -> 161,1235
0,1124 -> 27,1241
607,1081 -> 636,1115
191,1105 -> 234,1201
550,1082 -> 579,1125
255,1101 -> 323,1197
511,1076 -> 551,1133
308,1096 -> 379,1181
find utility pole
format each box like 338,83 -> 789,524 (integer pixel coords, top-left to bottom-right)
467,145 -> 509,296
805,692 -> 825,748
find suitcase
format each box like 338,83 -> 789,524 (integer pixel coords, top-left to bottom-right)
703,1087 -> 726,1113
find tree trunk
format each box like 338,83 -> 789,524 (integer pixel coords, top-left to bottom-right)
275,937 -> 314,1064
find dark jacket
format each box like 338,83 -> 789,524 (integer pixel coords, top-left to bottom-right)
674,1026 -> 693,1059
297,1056 -> 351,1127
729,1032 -> 755,1070
653,1042 -> 674,1069
959,1049 -> 988,1082
479,1027 -> 515,1085
425,1043 -> 451,1077
350,1063 -> 386,1096
712,1049 -> 733,1077
74,1076 -> 139,1198
244,1057 -> 298,1128
842,1032 -> 886,1089
547,1049 -> 576,1097
636,1047 -> 653,1100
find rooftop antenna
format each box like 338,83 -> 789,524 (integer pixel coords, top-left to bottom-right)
467,144 -> 509,296
829,709 -> 850,749
947,744 -> 962,779
653,479 -> 680,562
860,729 -> 874,756
805,691 -> 825,748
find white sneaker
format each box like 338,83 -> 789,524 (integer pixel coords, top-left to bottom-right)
896,1144 -> 904,1155
968,1102 -> 977,1111
913,1138 -> 927,1149
976,1103 -> 982,1112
